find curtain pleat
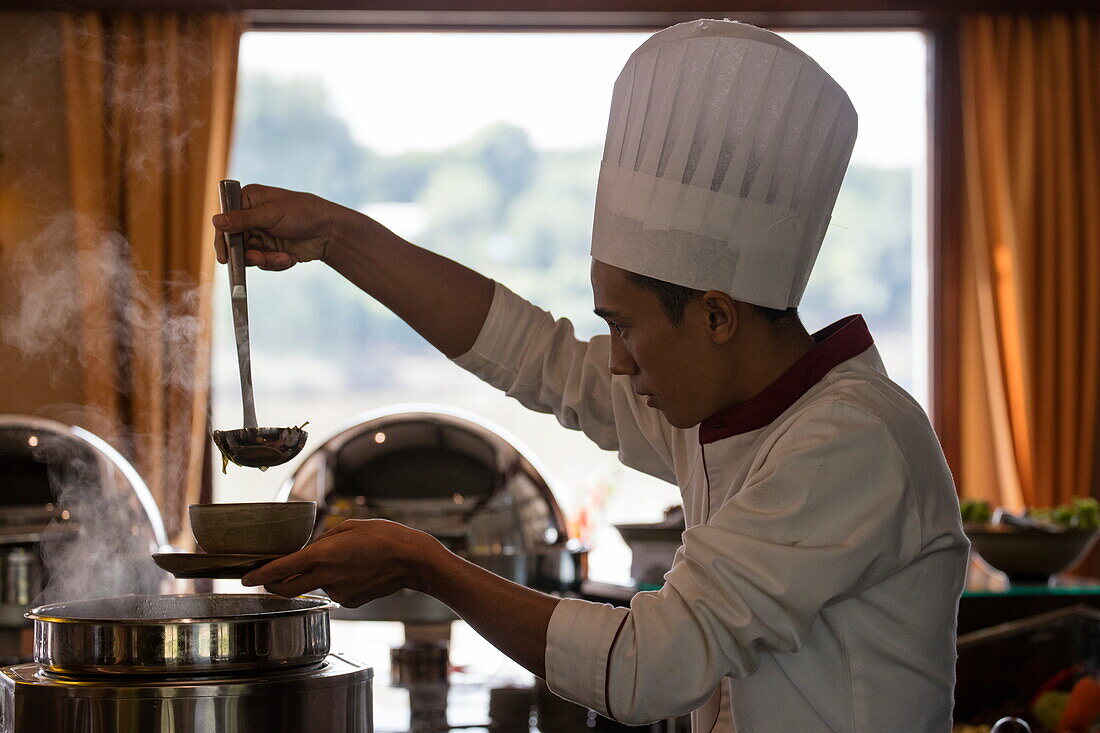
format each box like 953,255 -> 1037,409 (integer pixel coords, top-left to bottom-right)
60,12 -> 241,543
959,14 -> 1100,511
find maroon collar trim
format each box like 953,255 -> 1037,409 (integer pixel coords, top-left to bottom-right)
698,315 -> 873,444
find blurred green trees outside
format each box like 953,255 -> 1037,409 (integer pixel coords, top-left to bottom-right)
233,75 -> 376,207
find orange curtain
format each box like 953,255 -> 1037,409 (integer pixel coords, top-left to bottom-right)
958,14 -> 1100,512
60,13 -> 241,542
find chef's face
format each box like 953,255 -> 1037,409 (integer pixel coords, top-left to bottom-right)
591,260 -> 726,429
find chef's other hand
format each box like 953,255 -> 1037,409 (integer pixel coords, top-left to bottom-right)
211,184 -> 356,271
240,519 -> 444,607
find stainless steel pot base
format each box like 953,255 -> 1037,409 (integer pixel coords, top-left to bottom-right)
0,653 -> 373,732
151,553 -> 280,579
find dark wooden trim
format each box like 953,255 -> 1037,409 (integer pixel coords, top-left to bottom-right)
243,10 -> 926,31
928,19 -> 963,478
3,1 -> 1098,17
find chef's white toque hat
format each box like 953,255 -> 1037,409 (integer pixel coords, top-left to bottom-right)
591,19 -> 858,309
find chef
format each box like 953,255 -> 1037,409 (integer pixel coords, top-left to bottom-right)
221,20 -> 970,731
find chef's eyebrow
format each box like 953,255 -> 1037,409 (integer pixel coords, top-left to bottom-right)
593,307 -> 621,320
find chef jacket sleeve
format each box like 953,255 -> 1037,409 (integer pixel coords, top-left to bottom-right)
544,400 -> 923,724
452,281 -> 678,483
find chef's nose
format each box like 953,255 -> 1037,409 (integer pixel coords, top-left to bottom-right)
608,334 -> 638,376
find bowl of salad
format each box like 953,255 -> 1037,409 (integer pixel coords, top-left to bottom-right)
962,498 -> 1100,584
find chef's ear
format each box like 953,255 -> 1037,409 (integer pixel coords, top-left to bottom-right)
701,291 -> 738,344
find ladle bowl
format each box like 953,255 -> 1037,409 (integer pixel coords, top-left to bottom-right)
213,426 -> 309,469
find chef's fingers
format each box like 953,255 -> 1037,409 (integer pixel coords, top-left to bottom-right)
242,249 -> 297,271
213,229 -> 228,265
245,231 -> 268,251
240,183 -> 281,210
262,573 -> 323,598
242,550 -> 314,587
215,231 -> 294,270
257,251 -> 297,271
316,520 -> 362,540
211,204 -> 282,236
253,230 -> 279,252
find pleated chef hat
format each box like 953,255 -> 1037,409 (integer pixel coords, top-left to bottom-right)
591,19 -> 858,309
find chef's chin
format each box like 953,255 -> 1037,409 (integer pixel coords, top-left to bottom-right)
655,404 -> 699,430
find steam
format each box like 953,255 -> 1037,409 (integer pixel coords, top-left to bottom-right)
1,214 -> 210,604
0,211 -> 210,434
32,430 -> 167,605
2,213 -> 205,375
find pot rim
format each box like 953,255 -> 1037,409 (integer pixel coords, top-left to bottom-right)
25,593 -> 336,624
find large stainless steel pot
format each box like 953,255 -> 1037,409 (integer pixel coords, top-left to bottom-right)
28,594 -> 334,677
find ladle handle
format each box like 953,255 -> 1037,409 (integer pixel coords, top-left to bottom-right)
219,180 -> 258,430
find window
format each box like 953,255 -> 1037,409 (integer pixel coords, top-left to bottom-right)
212,30 -> 928,587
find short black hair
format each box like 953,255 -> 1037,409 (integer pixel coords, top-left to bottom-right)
752,303 -> 802,329
626,271 -> 800,328
626,272 -> 702,325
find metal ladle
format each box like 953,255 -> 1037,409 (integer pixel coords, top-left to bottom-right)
212,180 -> 307,470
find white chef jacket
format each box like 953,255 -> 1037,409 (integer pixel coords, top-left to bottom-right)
453,282 -> 970,732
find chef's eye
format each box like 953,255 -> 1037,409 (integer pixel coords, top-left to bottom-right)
608,321 -> 625,336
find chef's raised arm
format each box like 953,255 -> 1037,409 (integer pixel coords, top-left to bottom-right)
545,401 -> 921,725
211,189 -> 678,484
453,280 -> 680,484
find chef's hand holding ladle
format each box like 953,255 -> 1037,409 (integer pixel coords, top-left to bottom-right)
211,179 -> 307,470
